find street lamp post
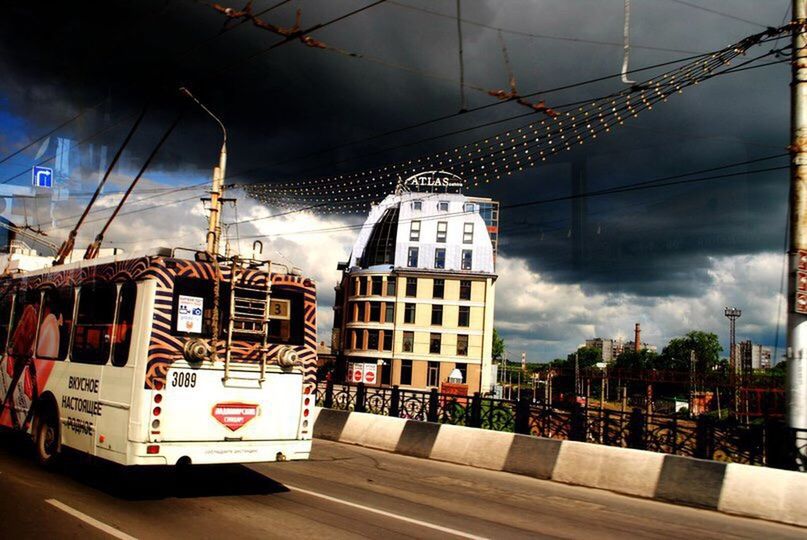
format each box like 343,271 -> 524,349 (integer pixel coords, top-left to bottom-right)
180,87 -> 228,256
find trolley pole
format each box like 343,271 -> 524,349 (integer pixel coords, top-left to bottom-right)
787,0 -> 807,470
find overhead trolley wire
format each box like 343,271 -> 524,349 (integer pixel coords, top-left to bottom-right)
666,0 -> 769,28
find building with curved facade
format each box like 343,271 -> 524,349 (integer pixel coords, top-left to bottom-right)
332,177 -> 498,393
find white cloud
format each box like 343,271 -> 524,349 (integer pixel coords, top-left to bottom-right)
494,252 -> 786,362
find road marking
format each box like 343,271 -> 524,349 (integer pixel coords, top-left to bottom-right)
285,484 -> 489,540
45,499 -> 137,540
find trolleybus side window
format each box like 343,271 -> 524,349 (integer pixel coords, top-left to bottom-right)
111,282 -> 137,367
36,287 -> 74,361
72,283 -> 117,365
9,289 -> 42,358
0,293 -> 13,354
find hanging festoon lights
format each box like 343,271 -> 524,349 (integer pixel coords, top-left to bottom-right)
245,23 -> 794,214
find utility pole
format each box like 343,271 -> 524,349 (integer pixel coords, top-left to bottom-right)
788,0 -> 807,470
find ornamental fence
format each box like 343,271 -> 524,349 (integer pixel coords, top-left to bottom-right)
316,381 -> 807,470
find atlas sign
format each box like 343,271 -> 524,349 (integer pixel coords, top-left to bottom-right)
402,170 -> 463,192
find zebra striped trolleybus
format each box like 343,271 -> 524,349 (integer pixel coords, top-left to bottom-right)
0,247 -> 317,466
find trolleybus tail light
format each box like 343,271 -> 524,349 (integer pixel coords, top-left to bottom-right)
154,393 -> 163,404
154,380 -> 163,390
303,408 -> 310,418
304,385 -> 312,395
147,445 -> 160,454
153,406 -> 161,416
304,397 -> 311,407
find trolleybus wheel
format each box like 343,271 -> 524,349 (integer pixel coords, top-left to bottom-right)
34,409 -> 61,466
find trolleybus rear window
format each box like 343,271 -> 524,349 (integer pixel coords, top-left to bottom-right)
171,277 -> 217,337
268,287 -> 304,346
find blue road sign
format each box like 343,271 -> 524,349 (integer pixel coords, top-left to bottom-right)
32,166 -> 53,188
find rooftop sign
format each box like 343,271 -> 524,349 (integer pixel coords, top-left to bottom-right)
401,170 -> 463,193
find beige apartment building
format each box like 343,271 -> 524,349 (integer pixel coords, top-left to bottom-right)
332,172 -> 498,393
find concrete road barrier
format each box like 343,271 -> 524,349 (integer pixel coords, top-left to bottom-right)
312,407 -> 807,528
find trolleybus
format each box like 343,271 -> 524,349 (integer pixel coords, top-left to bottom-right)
0,246 -> 316,466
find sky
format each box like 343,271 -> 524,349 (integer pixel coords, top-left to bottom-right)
0,0 -> 794,362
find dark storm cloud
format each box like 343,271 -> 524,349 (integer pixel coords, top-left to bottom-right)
0,0 -> 793,302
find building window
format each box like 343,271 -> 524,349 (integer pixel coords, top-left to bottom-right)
431,305 -> 443,326
429,333 -> 441,354
464,203 -> 475,213
434,248 -> 446,269
358,276 -> 367,296
457,335 -> 469,356
367,329 -> 380,351
381,360 -> 391,385
400,359 -> 413,385
458,305 -> 470,327
369,302 -> 381,322
382,330 -> 393,351
427,361 -> 440,386
371,276 -> 383,295
406,277 -> 417,297
404,303 -> 416,323
438,201 -> 449,212
409,220 -> 421,241
384,303 -> 394,323
411,201 -> 422,211
460,280 -> 471,300
354,302 -> 365,322
436,221 -> 447,243
407,247 -> 419,268
461,249 -> 473,270
463,223 -> 474,244
433,279 -> 444,299
385,278 -> 396,296
403,331 -> 414,352
457,363 -> 467,382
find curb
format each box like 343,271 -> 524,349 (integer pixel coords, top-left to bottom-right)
312,407 -> 807,528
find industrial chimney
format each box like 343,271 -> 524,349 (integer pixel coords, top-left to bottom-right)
634,323 -> 641,352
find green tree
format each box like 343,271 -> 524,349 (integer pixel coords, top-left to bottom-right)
658,331 -> 723,372
615,349 -> 659,370
492,328 -> 505,361
770,360 -> 787,376
567,346 -> 602,369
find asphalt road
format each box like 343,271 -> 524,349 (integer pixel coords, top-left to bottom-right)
0,433 -> 804,539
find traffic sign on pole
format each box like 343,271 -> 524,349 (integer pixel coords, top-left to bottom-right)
32,166 -> 53,188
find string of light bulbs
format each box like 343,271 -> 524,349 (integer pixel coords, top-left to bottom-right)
245,24 -> 796,212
